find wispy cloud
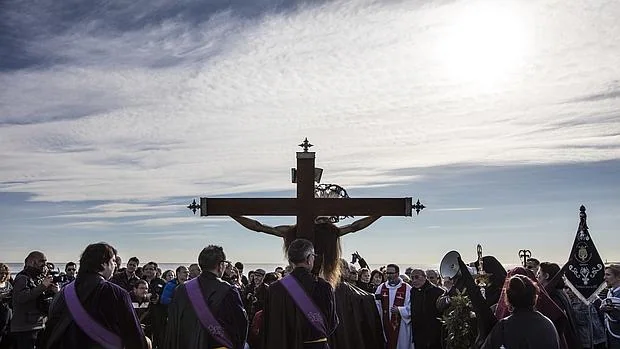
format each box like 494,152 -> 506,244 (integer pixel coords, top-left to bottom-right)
1,0 -> 620,263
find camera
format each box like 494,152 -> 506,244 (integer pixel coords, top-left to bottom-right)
150,283 -> 164,303
46,262 -> 67,284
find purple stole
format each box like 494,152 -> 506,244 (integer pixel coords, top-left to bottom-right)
64,281 -> 123,349
280,275 -> 328,337
185,278 -> 234,348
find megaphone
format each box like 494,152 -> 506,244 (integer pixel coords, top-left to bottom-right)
440,250 -> 476,279
440,251 -> 461,279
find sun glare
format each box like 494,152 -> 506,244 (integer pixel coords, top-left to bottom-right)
436,1 -> 529,87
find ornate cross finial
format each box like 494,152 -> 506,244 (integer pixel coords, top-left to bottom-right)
187,199 -> 201,215
298,138 -> 313,152
413,199 -> 426,215
518,249 -> 532,267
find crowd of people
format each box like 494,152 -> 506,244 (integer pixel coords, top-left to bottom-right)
0,242 -> 619,349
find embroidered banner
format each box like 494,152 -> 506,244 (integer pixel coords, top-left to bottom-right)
564,206 -> 607,304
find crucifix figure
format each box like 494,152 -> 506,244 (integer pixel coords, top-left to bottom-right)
188,138 -> 425,287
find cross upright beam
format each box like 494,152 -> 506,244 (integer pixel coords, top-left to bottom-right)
190,139 -> 421,242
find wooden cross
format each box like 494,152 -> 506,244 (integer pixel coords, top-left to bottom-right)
188,138 -> 424,241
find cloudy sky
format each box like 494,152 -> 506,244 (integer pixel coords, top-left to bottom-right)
1,0 -> 619,267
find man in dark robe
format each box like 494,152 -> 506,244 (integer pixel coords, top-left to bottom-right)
263,238 -> 339,349
164,245 -> 248,349
43,243 -> 149,349
410,269 -> 444,349
329,259 -> 384,349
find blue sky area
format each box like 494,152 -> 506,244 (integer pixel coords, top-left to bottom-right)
1,0 -> 619,266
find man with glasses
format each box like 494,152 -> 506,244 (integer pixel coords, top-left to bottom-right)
375,264 -> 413,349
64,263 -> 77,284
264,238 -> 339,348
164,245 -> 248,349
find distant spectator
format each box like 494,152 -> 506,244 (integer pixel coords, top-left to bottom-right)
64,262 -> 77,284
188,264 -> 201,279
110,257 -> 140,292
235,262 -> 249,287
0,263 -> 13,348
160,266 -> 189,305
526,258 -> 541,276
11,251 -> 58,349
162,270 -> 175,283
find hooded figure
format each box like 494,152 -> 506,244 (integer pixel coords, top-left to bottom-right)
474,256 -> 508,309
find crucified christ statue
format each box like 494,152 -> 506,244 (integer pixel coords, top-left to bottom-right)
231,216 -> 381,287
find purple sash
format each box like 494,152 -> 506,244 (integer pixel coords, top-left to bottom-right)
280,275 -> 328,337
185,278 -> 234,348
64,281 -> 123,349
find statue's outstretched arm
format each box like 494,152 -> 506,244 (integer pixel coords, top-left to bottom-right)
230,216 -> 287,238
338,216 -> 381,237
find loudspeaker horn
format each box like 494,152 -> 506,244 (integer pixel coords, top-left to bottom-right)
440,250 -> 462,279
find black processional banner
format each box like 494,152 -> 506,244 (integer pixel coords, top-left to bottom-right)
564,205 -> 606,304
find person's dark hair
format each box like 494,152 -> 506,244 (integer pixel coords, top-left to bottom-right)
264,272 -> 280,285
128,257 -> 139,265
506,274 -> 539,310
539,262 -> 564,288
78,243 -> 117,274
198,245 -> 226,271
287,238 -> 314,264
370,269 -> 383,283
133,279 -> 148,289
235,262 -> 244,270
175,265 -> 187,274
387,264 -> 400,274
526,258 -> 540,266
145,261 -> 158,269
65,262 -> 77,270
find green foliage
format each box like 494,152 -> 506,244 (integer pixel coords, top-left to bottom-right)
441,290 -> 477,349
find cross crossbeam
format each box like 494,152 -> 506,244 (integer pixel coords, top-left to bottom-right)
190,139 -> 423,240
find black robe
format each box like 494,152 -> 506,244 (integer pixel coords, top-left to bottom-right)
329,281 -> 385,349
411,280 -> 444,349
164,272 -> 248,349
263,267 -> 338,349
43,273 -> 148,349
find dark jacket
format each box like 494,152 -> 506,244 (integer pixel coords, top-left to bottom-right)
43,273 -> 148,349
10,267 -> 49,333
164,271 -> 248,349
263,267 -> 339,349
109,271 -> 140,293
329,281 -> 384,349
411,280 -> 444,349
482,309 -> 560,349
548,287 -> 582,349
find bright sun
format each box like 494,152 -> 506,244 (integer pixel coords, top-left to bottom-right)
436,1 -> 530,87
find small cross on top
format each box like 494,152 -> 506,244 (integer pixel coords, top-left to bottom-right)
298,138 -> 313,152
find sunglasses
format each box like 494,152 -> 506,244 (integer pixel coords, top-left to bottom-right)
66,269 -> 76,272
